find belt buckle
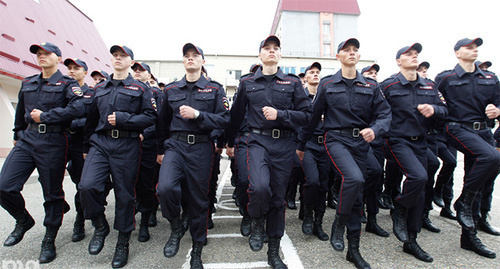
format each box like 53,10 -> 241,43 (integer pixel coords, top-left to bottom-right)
272,129 -> 281,139
473,122 -> 481,130
411,136 -> 419,141
38,124 -> 46,134
69,130 -> 76,135
352,128 -> 360,138
187,134 -> 195,144
111,129 -> 119,139
317,136 -> 324,144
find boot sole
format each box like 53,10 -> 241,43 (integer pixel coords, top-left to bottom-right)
3,218 -> 36,247
461,244 -> 497,258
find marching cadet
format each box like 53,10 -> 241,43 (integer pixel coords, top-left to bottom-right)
382,43 -> 447,262
131,62 -> 161,242
90,70 -> 109,87
436,38 -> 499,259
226,35 -> 311,269
361,64 -> 379,81
298,38 -> 391,269
477,60 -> 492,71
417,61 -> 430,79
156,43 -> 230,269
0,42 -> 83,263
64,58 -> 94,242
79,45 -> 156,268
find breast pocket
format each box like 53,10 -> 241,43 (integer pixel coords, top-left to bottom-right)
168,93 -> 187,111
272,86 -> 294,109
447,79 -> 471,100
194,94 -> 215,112
476,79 -> 496,102
115,88 -> 141,112
416,90 -> 436,104
40,85 -> 65,107
246,86 -> 265,105
325,87 -> 347,107
352,87 -> 374,111
388,89 -> 411,108
20,86 -> 37,107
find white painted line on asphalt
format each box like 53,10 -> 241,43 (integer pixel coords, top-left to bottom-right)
281,232 -> 304,269
216,162 -> 232,203
207,233 -> 244,238
203,261 -> 269,268
213,215 -> 243,219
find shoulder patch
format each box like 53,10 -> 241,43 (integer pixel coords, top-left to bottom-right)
151,98 -> 158,111
222,96 -> 230,110
72,86 -> 83,96
438,91 -> 446,104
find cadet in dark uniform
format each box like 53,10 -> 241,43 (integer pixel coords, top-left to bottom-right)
79,45 -> 156,268
298,38 -> 391,269
64,58 -> 94,243
0,42 -> 83,263
298,62 -> 330,241
156,43 -> 230,269
436,38 -> 499,258
361,64 -> 379,81
382,43 -> 447,262
226,35 -> 311,269
477,60 -> 492,71
131,62 -> 161,242
91,70 -> 109,87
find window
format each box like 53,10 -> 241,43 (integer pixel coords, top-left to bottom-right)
324,44 -> 331,56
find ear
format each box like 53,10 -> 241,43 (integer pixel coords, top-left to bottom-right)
335,53 -> 340,61
396,59 -> 401,66
455,50 -> 460,59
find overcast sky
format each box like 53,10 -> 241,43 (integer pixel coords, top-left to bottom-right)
69,0 -> 500,80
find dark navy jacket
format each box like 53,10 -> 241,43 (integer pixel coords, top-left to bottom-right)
298,70 -> 391,150
84,74 -> 157,152
381,72 -> 447,138
227,67 -> 312,147
435,64 -> 500,123
14,70 -> 84,140
70,84 -> 94,131
156,75 -> 230,154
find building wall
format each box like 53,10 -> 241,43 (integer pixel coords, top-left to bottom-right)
280,11 -> 321,57
333,14 -> 359,49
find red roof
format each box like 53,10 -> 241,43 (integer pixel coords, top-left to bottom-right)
0,0 -> 111,85
271,0 -> 360,34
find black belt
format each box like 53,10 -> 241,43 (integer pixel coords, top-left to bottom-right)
400,136 -> 422,141
27,123 -> 64,133
310,135 -> 325,144
104,129 -> 140,139
171,132 -> 209,144
249,128 -> 293,138
448,121 -> 488,130
69,127 -> 84,135
329,128 -> 361,138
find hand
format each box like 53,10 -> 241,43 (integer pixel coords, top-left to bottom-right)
485,104 -> 500,119
226,147 -> 234,157
262,106 -> 278,120
359,128 -> 375,143
30,109 -> 43,123
140,134 -> 144,141
215,147 -> 223,154
157,154 -> 164,164
417,104 -> 435,118
108,112 -> 116,125
83,153 -> 87,159
296,149 -> 304,161
179,105 -> 197,119
13,140 -> 17,146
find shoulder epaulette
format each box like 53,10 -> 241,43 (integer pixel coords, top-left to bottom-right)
22,74 -> 37,82
208,79 -> 223,88
286,73 -> 300,79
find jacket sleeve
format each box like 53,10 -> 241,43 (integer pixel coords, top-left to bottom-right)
276,80 -> 312,128
196,86 -> 230,130
40,80 -> 84,124
370,87 -> 392,138
115,88 -> 157,130
156,92 -> 173,154
83,99 -> 99,153
226,83 -> 248,148
13,85 -> 28,141
297,84 -> 326,151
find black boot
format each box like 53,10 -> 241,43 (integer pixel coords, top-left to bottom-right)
365,214 -> 389,237
89,214 -> 110,255
298,202 -> 304,220
378,191 -> 394,210
138,211 -> 151,242
39,226 -> 59,264
112,231 -> 131,268
440,198 -> 456,220
330,214 -> 349,251
346,237 -> 371,269
267,237 -> 287,269
312,211 -> 329,241
181,211 -> 190,233
422,211 -> 441,233
249,217 -> 265,251
286,188 -> 297,210
207,213 -> 214,230
433,189 -> 445,208
454,189 -> 477,230
72,213 -> 85,242
190,241 -> 204,269
391,202 -> 408,243
302,206 -> 313,235
240,208 -> 251,236
403,231 -> 433,262
478,210 -> 500,236
148,204 -> 158,227
4,209 -> 35,247
461,227 -> 496,258
164,217 -> 185,258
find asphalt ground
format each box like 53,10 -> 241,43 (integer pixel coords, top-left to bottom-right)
0,152 -> 499,269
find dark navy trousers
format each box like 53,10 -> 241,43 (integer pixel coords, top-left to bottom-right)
156,138 -> 214,243
0,130 -> 68,227
79,133 -> 141,233
435,140 -> 457,200
136,139 -> 158,213
301,139 -> 330,214
364,146 -> 385,216
235,134 -> 250,213
67,131 -> 85,216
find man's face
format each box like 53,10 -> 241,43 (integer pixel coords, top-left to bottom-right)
66,63 -> 87,82
183,48 -> 205,72
397,49 -> 419,70
36,49 -> 61,69
363,69 -> 378,80
417,66 -> 428,78
479,64 -> 488,71
259,41 -> 281,65
111,50 -> 133,72
456,43 -> 479,62
92,74 -> 106,86
300,77 -> 307,87
336,44 -> 360,66
148,78 -> 158,87
132,66 -> 150,82
305,67 -> 321,86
